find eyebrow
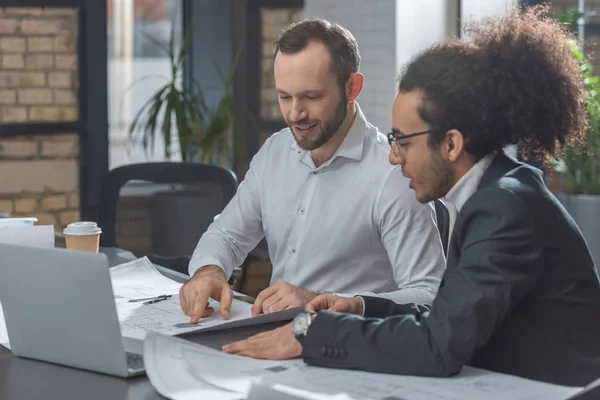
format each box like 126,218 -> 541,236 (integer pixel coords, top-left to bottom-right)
276,89 -> 323,96
391,128 -> 406,136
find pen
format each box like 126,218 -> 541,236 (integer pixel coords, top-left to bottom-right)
129,294 -> 172,303
143,296 -> 171,305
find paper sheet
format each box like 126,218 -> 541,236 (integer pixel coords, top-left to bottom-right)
144,331 -> 300,400
143,332 -> 582,400
111,257 -> 300,340
0,302 -> 10,349
0,225 -> 54,249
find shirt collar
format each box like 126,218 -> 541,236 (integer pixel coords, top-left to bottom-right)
444,151 -> 498,213
290,102 -> 367,163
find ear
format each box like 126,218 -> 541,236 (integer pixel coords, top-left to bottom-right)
346,73 -> 364,102
444,129 -> 466,162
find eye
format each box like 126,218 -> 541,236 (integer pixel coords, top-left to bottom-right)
306,95 -> 321,101
398,142 -> 409,148
278,95 -> 291,100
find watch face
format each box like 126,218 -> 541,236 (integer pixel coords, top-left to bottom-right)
292,313 -> 312,336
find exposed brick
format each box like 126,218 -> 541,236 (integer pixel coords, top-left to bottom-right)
48,71 -> 71,88
21,19 -> 63,35
54,35 -> 76,52
0,139 -> 37,158
40,137 -> 77,157
59,210 -> 79,226
27,36 -> 53,52
0,18 -> 20,34
1,107 -> 27,122
42,194 -> 67,211
0,199 -> 12,213
0,71 -> 47,88
262,9 -> 292,24
0,37 -> 26,53
53,89 -> 76,105
25,54 -> 54,70
29,106 -> 78,122
262,24 -> 284,40
5,7 -> 43,16
2,54 -> 24,69
14,198 -> 37,213
21,72 -> 46,87
55,54 -> 77,70
35,212 -> 57,227
0,159 -> 78,195
43,7 -> 77,16
68,193 -> 79,208
0,90 -> 16,104
18,89 -> 52,105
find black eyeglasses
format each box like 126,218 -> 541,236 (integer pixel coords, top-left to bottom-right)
386,129 -> 435,147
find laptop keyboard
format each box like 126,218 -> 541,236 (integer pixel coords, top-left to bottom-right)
126,352 -> 145,371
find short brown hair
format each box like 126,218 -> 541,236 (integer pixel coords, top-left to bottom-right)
274,18 -> 361,88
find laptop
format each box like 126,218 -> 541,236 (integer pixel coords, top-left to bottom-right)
0,243 -> 145,378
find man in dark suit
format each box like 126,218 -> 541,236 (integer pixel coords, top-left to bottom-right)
223,7 -> 600,387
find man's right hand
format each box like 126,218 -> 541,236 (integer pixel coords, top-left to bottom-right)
179,265 -> 233,324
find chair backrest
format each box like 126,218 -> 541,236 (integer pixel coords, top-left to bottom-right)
97,162 -> 237,266
433,199 -> 450,256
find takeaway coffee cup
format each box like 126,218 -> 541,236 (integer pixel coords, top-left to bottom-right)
63,221 -> 102,253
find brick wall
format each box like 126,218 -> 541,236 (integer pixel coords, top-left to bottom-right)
259,7 -> 302,145
0,6 -> 80,231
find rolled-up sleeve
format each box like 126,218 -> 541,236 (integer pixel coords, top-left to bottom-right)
358,167 -> 446,304
188,154 -> 265,278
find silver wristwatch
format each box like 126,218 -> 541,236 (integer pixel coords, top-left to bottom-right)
291,312 -> 316,345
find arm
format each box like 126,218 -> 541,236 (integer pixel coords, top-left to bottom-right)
357,167 -> 446,305
188,152 -> 265,279
302,189 -> 543,376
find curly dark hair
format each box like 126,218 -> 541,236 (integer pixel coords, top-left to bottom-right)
398,6 -> 588,161
274,18 -> 361,89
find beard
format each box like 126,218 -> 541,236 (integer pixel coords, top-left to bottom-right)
415,149 -> 454,203
288,93 -> 348,151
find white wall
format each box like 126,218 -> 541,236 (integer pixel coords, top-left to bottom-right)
302,0 -> 397,132
302,0 -> 517,132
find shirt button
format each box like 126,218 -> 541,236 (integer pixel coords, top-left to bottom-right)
291,247 -> 297,253
300,208 -> 305,214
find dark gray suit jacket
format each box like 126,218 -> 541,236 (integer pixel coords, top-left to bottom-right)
302,151 -> 600,386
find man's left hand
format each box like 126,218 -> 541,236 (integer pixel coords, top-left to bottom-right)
251,282 -> 317,316
222,323 -> 302,360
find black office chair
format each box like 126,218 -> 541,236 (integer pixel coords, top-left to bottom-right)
97,162 -> 237,275
433,198 -> 450,256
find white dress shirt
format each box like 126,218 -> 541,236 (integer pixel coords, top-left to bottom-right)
444,151 -> 498,213
190,104 -> 446,304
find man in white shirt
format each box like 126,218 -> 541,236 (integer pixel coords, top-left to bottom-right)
179,18 -> 445,323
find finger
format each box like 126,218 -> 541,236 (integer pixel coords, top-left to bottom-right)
252,285 -> 279,317
190,292 -> 210,324
265,298 -> 286,314
179,285 -> 187,314
305,295 -> 329,312
261,292 -> 283,314
201,306 -> 215,318
218,285 -> 233,319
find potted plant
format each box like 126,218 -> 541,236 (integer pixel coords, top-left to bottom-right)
553,9 -> 600,268
129,28 -> 239,165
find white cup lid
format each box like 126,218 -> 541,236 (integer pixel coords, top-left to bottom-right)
63,221 -> 102,235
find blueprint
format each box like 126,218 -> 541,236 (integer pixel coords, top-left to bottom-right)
144,332 -> 583,400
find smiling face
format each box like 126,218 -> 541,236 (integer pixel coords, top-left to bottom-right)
274,41 -> 348,151
389,90 -> 455,203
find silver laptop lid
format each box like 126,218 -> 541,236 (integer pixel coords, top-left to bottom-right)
0,243 -> 129,377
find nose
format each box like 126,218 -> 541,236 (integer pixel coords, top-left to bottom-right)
389,146 -> 404,166
289,99 -> 308,122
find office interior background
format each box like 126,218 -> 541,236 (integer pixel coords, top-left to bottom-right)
0,0 -> 599,295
